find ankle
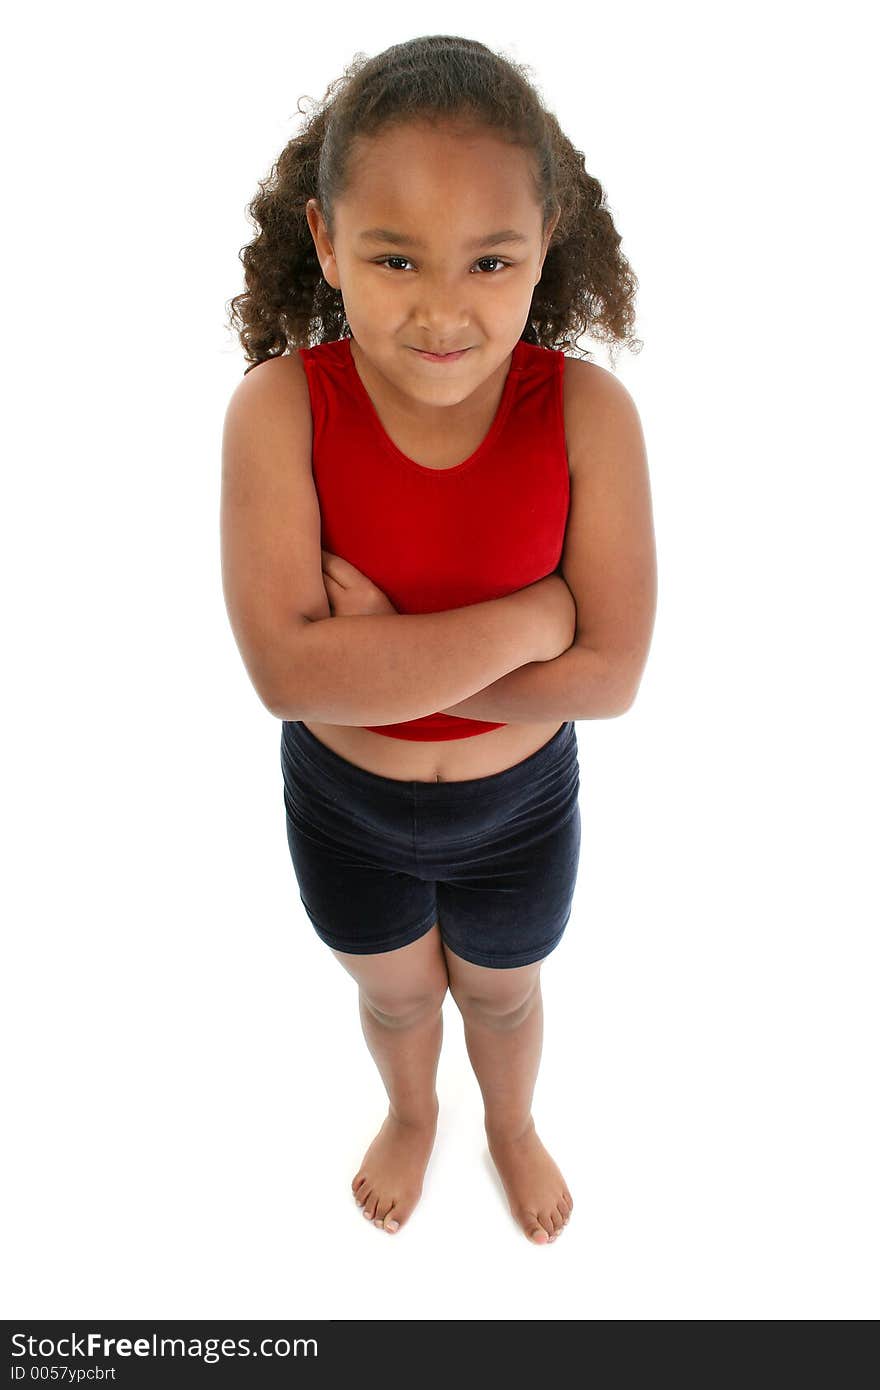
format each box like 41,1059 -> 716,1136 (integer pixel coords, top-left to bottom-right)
389,1098 -> 439,1130
485,1113 -> 535,1147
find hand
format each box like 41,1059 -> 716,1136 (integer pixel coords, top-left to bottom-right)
525,573 -> 577,661
321,550 -> 399,618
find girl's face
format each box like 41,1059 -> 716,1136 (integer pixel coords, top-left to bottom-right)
306,120 -> 558,407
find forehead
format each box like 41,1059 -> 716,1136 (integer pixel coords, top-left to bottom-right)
338,121 -> 541,233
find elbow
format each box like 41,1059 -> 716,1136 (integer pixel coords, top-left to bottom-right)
265,691 -> 295,722
611,667 -> 647,717
577,647 -> 642,719
264,677 -> 310,723
259,676 -> 297,722
611,690 -> 637,718
601,689 -> 636,719
263,617 -> 316,721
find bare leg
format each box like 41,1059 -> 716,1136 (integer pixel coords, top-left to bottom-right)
443,946 -> 573,1244
332,923 -> 449,1234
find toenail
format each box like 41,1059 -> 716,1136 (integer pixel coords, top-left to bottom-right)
386,1220 -> 399,1232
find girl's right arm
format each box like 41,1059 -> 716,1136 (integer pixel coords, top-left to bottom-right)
220,354 -> 574,726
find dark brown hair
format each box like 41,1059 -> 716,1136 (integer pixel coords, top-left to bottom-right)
226,35 -> 643,373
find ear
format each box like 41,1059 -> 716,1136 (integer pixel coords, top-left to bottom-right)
305,198 -> 341,291
536,208 -> 561,283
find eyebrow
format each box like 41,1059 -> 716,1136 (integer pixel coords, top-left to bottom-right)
358,227 -> 530,251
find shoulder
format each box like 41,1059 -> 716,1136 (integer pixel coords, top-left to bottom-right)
238,349 -> 309,394
225,351 -> 311,431
561,354 -> 643,480
222,352 -> 313,492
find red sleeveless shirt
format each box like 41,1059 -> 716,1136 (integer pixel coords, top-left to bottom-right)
297,336 -> 570,740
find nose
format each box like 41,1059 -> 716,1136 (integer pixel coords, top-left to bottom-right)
414,308 -> 471,343
412,274 -> 471,339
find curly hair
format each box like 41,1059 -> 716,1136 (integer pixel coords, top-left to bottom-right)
226,35 -> 642,374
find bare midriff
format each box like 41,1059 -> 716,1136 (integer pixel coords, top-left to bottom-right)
300,718 -> 565,783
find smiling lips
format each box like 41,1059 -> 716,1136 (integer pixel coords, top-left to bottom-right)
411,346 -> 471,361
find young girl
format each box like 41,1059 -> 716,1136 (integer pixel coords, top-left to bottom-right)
222,35 -> 655,1245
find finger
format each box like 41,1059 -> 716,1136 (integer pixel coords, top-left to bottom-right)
321,549 -> 364,585
320,551 -> 345,587
321,549 -> 347,570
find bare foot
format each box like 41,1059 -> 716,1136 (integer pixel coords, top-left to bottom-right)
487,1117 -> 573,1244
351,1106 -> 438,1234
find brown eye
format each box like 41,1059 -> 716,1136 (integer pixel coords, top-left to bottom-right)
375,255 -> 510,273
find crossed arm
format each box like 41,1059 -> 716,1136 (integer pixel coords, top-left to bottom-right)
235,359 -> 656,727
407,363 -> 655,724
436,643 -> 624,723
223,355 -> 653,728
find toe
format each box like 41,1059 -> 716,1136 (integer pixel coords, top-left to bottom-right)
537,1210 -> 556,1241
375,1196 -> 394,1223
385,1196 -> 415,1233
555,1204 -> 568,1229
550,1208 -> 565,1235
524,1212 -> 550,1244
353,1178 -> 368,1206
362,1193 -> 378,1220
351,1172 -> 366,1194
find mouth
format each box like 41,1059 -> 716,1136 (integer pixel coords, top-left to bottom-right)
409,347 -> 472,363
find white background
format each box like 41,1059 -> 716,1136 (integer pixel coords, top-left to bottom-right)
3,0 -> 877,1321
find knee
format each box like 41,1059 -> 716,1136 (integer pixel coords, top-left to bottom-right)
451,976 -> 541,1031
361,982 -> 448,1029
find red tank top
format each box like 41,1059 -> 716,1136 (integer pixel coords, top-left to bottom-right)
297,336 -> 570,740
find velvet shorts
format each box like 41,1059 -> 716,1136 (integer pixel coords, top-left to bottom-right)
280,718 -> 581,969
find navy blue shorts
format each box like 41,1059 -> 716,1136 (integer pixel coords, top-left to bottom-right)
279,719 -> 581,969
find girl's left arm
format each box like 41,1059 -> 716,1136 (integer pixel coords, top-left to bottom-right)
439,359 -> 657,722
